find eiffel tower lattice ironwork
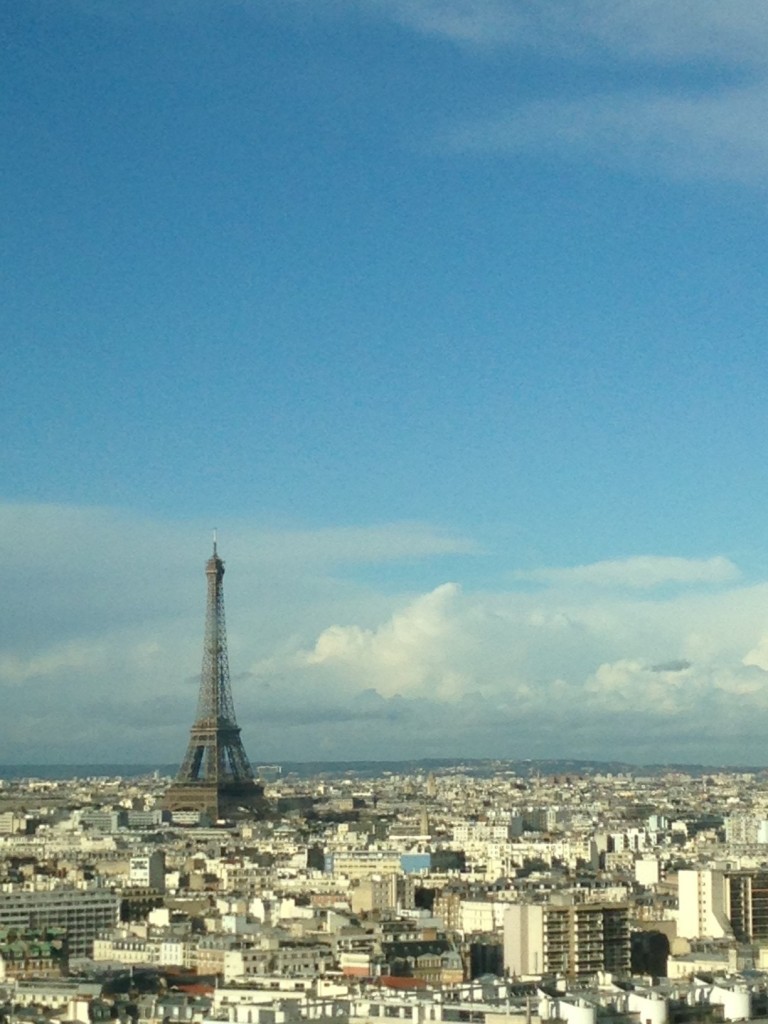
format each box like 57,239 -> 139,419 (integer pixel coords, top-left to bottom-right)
164,537 -> 267,821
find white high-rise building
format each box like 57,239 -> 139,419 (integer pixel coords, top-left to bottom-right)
677,870 -> 730,939
129,851 -> 165,892
635,857 -> 660,886
724,815 -> 768,845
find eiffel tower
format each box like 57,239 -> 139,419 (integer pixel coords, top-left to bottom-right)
164,537 -> 267,821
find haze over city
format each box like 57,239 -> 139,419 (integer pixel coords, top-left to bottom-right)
4,1 -> 768,766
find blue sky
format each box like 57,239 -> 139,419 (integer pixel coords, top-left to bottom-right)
4,0 -> 768,765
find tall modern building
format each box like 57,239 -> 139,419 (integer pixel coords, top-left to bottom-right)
503,900 -> 630,979
678,868 -> 768,942
163,539 -> 267,821
677,869 -> 731,939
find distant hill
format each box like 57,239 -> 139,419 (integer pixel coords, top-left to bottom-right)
0,757 -> 764,781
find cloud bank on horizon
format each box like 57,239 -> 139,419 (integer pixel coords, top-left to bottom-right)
2,504 -> 767,767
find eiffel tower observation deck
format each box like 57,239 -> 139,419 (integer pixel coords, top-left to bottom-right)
164,537 -> 267,821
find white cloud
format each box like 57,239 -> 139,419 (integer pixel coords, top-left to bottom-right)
742,636 -> 768,672
57,0 -> 768,185
306,582 -> 466,699
585,657 -> 694,715
345,1 -> 768,186
570,1 -> 768,64
0,505 -> 476,571
68,0 -> 768,64
517,555 -> 740,589
366,0 -> 768,63
364,0 -> 525,47
444,85 -> 768,185
0,642 -> 107,686
227,522 -> 480,566
264,568 -> 768,762
585,654 -> 768,719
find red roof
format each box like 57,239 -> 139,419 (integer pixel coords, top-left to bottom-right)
375,976 -> 428,990
173,983 -> 215,996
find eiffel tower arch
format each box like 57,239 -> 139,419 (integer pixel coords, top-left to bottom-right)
164,538 -> 268,821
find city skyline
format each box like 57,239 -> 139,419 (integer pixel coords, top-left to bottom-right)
4,3 -> 768,764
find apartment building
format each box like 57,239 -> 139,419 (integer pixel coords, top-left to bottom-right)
0,889 -> 120,958
330,851 -> 402,880
678,868 -> 768,942
503,900 -> 629,979
129,851 -> 166,892
350,874 -> 415,915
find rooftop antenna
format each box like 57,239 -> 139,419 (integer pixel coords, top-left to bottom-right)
213,527 -> 218,556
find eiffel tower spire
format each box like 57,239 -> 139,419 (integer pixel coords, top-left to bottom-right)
164,538 -> 267,821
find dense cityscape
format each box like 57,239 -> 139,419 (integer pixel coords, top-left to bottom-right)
2,761 -> 768,1024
